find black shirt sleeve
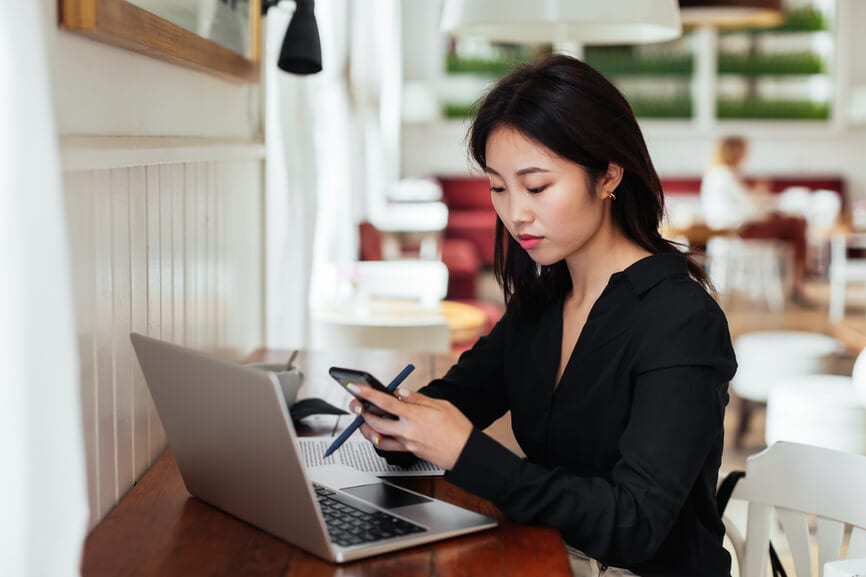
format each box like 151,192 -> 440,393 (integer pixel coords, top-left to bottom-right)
444,293 -> 735,567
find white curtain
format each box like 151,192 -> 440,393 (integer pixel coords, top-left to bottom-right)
265,0 -> 369,346
0,1 -> 89,576
265,4 -> 320,348
264,0 -> 403,345
349,0 -> 403,225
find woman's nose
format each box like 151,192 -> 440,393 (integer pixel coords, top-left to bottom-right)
509,194 -> 533,224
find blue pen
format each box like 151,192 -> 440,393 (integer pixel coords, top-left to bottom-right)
323,363 -> 415,459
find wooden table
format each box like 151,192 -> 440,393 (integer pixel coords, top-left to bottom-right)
832,318 -> 866,354
81,349 -> 570,577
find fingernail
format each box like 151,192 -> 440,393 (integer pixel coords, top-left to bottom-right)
346,383 -> 358,392
353,404 -> 363,415
396,388 -> 410,398
373,434 -> 380,446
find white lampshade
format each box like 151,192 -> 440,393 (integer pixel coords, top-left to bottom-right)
441,0 -> 682,45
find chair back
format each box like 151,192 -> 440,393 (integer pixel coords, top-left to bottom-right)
807,190 -> 842,232
310,261 -> 452,353
778,187 -> 812,216
729,442 -> 866,577
350,260 -> 449,307
828,233 -> 866,321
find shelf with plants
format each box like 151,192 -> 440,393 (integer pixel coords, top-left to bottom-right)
713,5 -> 832,121
716,98 -> 829,120
717,51 -> 825,76
445,45 -> 546,77
430,4 -> 833,124
583,47 -> 693,77
443,101 -> 479,119
629,96 -> 693,119
583,39 -> 695,121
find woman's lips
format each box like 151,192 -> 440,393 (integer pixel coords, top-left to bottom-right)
518,235 -> 543,250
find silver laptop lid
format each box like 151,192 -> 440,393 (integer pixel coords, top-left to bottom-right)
129,332 -> 333,559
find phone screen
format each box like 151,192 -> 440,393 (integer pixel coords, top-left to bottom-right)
328,367 -> 397,418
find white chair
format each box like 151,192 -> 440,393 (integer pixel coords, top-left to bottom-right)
765,375 -> 866,455
731,331 -> 841,449
829,234 -> 866,322
806,190 -> 842,276
369,201 -> 449,260
706,237 -> 792,311
311,260 -> 452,353
387,177 -> 443,203
824,558 -> 866,577
724,442 -> 866,577
777,186 -> 812,217
337,260 -> 449,308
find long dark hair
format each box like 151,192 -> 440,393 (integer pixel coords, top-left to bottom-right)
468,54 -> 709,316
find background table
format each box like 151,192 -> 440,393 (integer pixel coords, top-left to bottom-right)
81,348 -> 570,577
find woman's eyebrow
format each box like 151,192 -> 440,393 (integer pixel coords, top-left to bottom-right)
484,166 -> 551,176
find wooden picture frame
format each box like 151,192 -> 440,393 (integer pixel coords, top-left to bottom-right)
60,0 -> 261,83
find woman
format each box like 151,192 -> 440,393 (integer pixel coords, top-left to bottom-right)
701,135 -> 810,303
348,55 -> 737,577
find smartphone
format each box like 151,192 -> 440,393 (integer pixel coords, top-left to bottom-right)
328,366 -> 398,418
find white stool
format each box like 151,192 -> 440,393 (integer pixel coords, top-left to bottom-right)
706,237 -> 793,310
824,558 -> 866,577
731,331 -> 841,448
766,375 -> 866,454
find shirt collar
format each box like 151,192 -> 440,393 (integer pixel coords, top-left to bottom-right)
622,253 -> 689,295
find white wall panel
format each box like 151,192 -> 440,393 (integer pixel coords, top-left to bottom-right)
130,166 -> 150,480
110,168 -> 133,507
91,169 -> 116,522
64,157 -> 264,528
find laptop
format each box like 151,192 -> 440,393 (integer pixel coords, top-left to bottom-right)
129,333 -> 497,563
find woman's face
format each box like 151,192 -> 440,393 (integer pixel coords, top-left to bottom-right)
485,125 -> 611,267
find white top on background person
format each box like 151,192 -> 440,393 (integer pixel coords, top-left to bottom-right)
700,136 -> 770,230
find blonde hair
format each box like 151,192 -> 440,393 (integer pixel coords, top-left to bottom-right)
714,136 -> 747,167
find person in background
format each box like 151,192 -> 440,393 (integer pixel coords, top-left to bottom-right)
701,135 -> 811,304
346,54 -> 737,577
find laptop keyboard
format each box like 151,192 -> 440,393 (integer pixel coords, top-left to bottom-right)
314,485 -> 426,547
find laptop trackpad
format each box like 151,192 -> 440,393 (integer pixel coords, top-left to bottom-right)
342,483 -> 432,509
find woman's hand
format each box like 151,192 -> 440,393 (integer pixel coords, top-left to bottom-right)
347,385 -> 473,471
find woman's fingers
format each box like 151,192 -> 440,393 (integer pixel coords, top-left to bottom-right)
348,384 -> 405,415
395,388 -> 437,407
359,423 -> 407,452
362,411 -> 405,438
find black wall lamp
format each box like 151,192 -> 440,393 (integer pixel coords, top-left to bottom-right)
262,0 -> 322,75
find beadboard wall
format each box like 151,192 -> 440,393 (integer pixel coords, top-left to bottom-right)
63,153 -> 264,528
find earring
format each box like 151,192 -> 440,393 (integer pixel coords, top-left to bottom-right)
607,192 -> 616,200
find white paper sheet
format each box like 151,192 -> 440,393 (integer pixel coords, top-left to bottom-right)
297,437 -> 444,477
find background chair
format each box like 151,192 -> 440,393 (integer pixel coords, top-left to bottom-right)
829,233 -> 866,322
706,237 -> 793,311
724,442 -> 866,577
766,374 -> 866,455
311,260 -> 452,352
730,331 -> 841,449
805,189 -> 842,276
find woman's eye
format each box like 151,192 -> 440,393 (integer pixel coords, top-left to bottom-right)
490,186 -> 505,193
527,185 -> 548,194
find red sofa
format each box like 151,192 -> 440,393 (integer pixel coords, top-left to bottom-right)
440,178 -> 498,267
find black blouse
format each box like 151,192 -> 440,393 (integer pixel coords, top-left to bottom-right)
421,253 -> 737,577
